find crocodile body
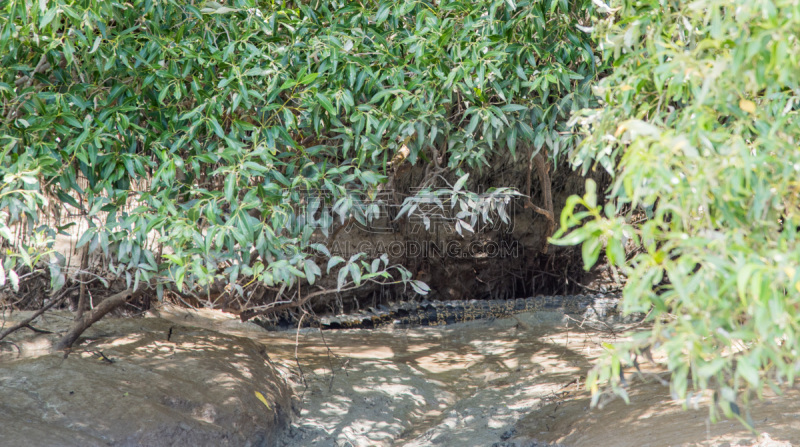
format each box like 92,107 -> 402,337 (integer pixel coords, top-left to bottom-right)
256,294 -> 621,331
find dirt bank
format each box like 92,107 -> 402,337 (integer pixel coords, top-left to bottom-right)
3,304 -> 796,446
0,313 -> 292,446
157,305 -> 799,446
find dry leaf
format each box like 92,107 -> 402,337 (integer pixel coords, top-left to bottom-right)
254,391 -> 271,410
739,99 -> 756,114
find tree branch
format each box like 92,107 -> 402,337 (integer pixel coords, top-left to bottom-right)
0,286 -> 75,341
54,288 -> 144,351
239,287 -> 340,322
239,279 -> 397,322
14,54 -> 50,88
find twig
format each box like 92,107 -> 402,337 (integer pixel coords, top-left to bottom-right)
6,55 -> 51,121
0,287 -> 75,341
239,280 -> 396,322
22,324 -> 53,334
0,340 -> 21,353
317,324 -> 343,391
14,54 -> 50,88
294,312 -> 307,388
88,350 -> 115,364
572,281 -> 624,294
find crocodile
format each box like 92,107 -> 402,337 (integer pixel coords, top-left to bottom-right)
255,294 -> 622,331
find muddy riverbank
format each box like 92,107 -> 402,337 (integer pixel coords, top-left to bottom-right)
2,304 -> 797,446
157,305 -> 798,447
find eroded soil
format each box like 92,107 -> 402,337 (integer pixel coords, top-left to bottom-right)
155,305 -> 800,447
0,312 -> 291,446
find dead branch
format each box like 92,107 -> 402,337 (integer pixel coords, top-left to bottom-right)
0,286 -> 75,341
239,279 -> 393,322
14,54 -> 50,88
240,287 -> 335,322
21,324 -> 53,334
6,55 -> 51,122
55,288 -> 145,351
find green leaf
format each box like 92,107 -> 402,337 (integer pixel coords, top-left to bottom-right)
327,256 -> 345,274
8,270 -> 19,292
40,7 -> 58,29
201,5 -> 239,14
581,237 -> 601,270
337,266 -> 349,290
453,174 -> 469,192
304,259 -> 321,285
737,264 -> 757,302
410,280 -> 430,295
300,72 -> 319,85
500,104 -> 527,112
737,359 -> 760,387
224,174 -> 236,202
316,92 -> 336,116
349,263 -> 361,286
209,117 -> 225,138
76,228 -> 95,249
375,3 -> 391,24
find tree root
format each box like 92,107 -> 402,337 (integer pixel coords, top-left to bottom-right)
524,148 -> 555,253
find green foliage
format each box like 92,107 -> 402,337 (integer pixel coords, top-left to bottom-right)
554,0 -> 800,421
0,0 -> 597,298
0,169 -> 62,291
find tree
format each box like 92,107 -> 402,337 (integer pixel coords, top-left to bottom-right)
555,0 -> 800,423
1,0 -> 599,342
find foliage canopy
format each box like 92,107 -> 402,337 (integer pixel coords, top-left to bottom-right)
0,0 -> 597,302
555,0 -> 800,422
